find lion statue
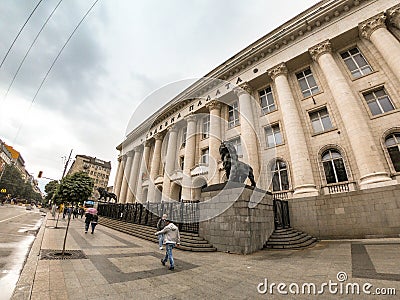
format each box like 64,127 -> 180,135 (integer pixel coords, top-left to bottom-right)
219,141 -> 256,187
97,187 -> 118,202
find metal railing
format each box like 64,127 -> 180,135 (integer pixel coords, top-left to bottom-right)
97,201 -> 200,233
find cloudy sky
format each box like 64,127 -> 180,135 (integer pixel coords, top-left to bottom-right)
0,0 -> 320,193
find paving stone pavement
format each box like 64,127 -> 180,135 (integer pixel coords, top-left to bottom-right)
11,214 -> 400,299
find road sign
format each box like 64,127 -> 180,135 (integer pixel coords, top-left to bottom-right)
0,188 -> 6,193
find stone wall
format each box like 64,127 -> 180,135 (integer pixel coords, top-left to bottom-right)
199,183 -> 274,254
289,185 -> 400,239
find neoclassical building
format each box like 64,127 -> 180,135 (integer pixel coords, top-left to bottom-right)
114,0 -> 400,206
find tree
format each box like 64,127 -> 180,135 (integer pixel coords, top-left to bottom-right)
53,172 -> 94,205
44,180 -> 59,202
52,171 -> 94,256
0,164 -> 42,202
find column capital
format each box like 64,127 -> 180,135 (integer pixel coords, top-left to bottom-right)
154,133 -> 164,141
359,12 -> 386,40
144,140 -> 152,147
234,82 -> 253,97
134,145 -> 143,153
126,150 -> 135,157
387,4 -> 400,30
167,124 -> 178,133
309,40 -> 332,61
267,63 -> 288,80
185,113 -> 197,123
205,100 -> 222,111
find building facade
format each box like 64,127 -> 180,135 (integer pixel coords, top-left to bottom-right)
114,0 -> 400,207
67,155 -> 111,200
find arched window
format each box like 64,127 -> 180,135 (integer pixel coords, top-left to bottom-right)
385,133 -> 400,172
271,160 -> 289,191
322,149 -> 348,184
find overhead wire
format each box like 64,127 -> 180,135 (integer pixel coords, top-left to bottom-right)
2,0 -> 64,102
12,0 -> 100,144
0,0 -> 44,69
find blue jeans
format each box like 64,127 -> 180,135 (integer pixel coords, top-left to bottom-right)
158,233 -> 164,247
162,243 -> 175,268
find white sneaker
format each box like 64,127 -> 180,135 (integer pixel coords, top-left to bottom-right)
159,247 -> 163,250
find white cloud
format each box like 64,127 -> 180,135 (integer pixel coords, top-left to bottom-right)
0,0 -> 320,193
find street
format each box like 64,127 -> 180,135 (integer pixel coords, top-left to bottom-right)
0,204 -> 45,300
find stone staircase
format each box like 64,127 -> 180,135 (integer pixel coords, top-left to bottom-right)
264,227 -> 318,250
99,217 -> 216,252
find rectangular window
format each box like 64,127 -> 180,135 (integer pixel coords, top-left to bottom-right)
265,124 -> 283,148
340,47 -> 372,78
363,88 -> 395,116
228,101 -> 240,128
182,127 -> 187,147
202,115 -> 210,139
180,156 -> 184,170
259,86 -> 276,114
229,137 -> 242,156
309,107 -> 333,133
296,68 -> 319,97
201,148 -> 209,165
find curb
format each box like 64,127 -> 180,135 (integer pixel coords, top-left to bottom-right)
11,213 -> 48,300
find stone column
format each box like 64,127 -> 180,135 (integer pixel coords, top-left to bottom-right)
206,100 -> 222,185
181,114 -> 197,201
147,133 -> 164,202
387,4 -> 400,30
234,83 -> 260,181
113,156 -> 124,202
359,12 -> 400,81
309,40 -> 392,188
118,151 -> 134,204
136,141 -> 151,203
126,146 -> 142,203
162,126 -> 178,201
268,63 -> 318,197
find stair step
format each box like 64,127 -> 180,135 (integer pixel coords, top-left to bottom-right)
265,228 -> 318,250
98,217 -> 216,252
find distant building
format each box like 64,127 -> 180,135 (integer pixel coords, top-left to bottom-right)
67,155 -> 111,200
0,139 -> 13,173
3,142 -> 26,178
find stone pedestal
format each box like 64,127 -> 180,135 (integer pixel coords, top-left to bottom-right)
199,183 -> 274,254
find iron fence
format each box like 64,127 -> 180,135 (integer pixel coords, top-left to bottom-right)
97,201 -> 200,233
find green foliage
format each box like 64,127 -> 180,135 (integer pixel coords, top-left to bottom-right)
0,164 -> 42,201
53,172 -> 94,205
44,180 -> 59,201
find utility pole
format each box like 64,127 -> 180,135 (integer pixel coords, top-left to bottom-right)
61,149 -> 73,179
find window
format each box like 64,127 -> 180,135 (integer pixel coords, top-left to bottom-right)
182,127 -> 187,147
296,68 -> 319,97
180,156 -> 184,170
363,88 -> 395,116
202,115 -> 210,139
322,149 -> 348,184
228,101 -> 240,128
309,107 -> 333,133
201,148 -> 209,165
229,137 -> 242,156
259,86 -> 276,114
271,160 -> 289,191
340,47 -> 372,78
385,133 -> 400,172
265,124 -> 283,148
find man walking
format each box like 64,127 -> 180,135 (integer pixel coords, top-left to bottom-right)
155,219 -> 180,270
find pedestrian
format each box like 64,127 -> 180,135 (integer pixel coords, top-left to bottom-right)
79,207 -> 84,218
91,214 -> 98,234
156,214 -> 168,250
72,207 -> 78,219
84,211 -> 93,233
155,219 -> 180,271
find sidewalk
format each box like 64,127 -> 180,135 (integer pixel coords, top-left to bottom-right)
12,213 -> 400,299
